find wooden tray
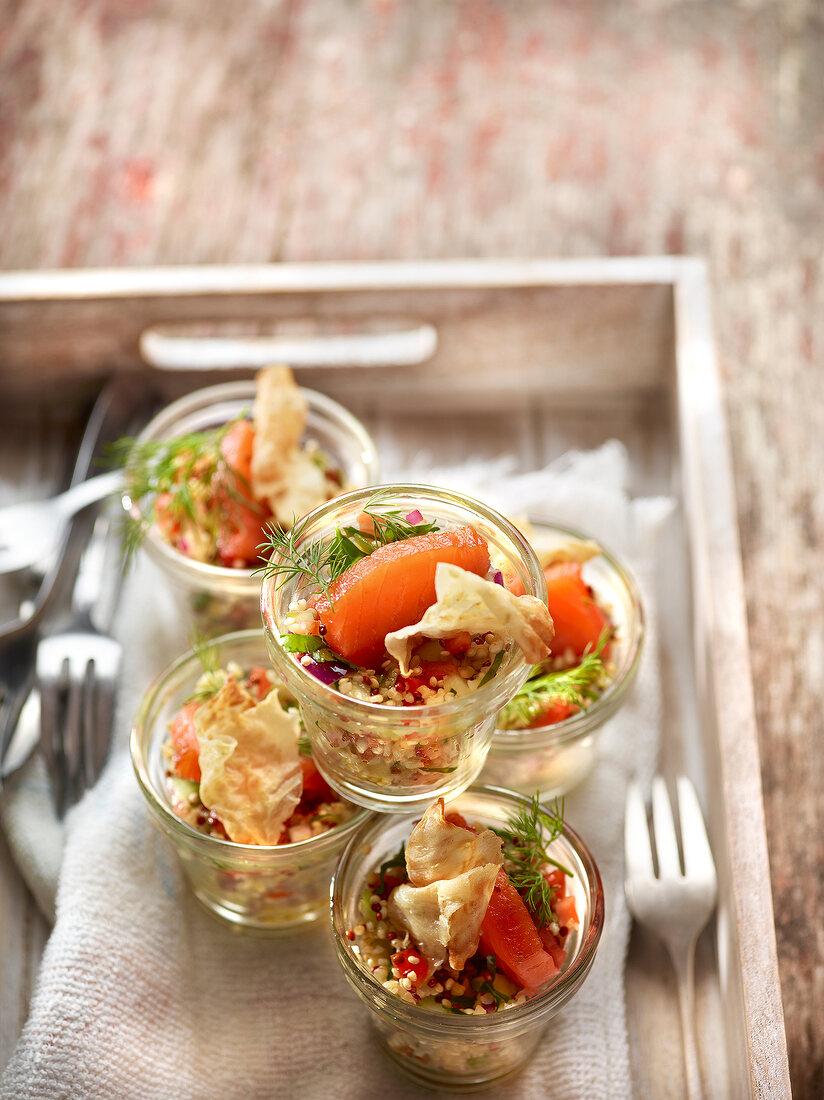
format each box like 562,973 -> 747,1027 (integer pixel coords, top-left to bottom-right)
0,259 -> 790,1097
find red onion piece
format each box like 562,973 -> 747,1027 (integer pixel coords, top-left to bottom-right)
493,570 -> 504,586
303,658 -> 345,686
405,509 -> 425,525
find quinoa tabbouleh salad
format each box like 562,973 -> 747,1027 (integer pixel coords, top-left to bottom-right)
344,794 -> 579,1015
164,654 -> 357,845
118,365 -> 345,570
260,490 -> 554,803
263,494 -> 554,710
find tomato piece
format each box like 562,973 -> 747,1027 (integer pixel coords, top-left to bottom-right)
480,868 -> 559,992
444,810 -> 472,831
554,894 -> 579,930
154,491 -> 181,540
527,697 -> 578,728
299,756 -> 336,805
219,419 -> 256,499
544,562 -> 609,657
398,658 -> 459,695
543,867 -> 566,898
391,949 -> 429,985
246,666 -> 274,699
169,700 -> 201,782
216,500 -> 270,567
314,526 -> 490,667
441,631 -> 473,655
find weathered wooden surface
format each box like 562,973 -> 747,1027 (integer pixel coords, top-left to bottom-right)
0,1 -> 822,1096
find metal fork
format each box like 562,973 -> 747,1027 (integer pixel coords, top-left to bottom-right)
0,621 -> 38,770
0,469 -> 123,575
624,776 -> 718,1100
37,512 -> 124,814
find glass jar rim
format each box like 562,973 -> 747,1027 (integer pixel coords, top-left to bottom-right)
125,381 -> 379,584
129,628 -> 371,855
261,483 -> 548,719
330,783 -> 604,1031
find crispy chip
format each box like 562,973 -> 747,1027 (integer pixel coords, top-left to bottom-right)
196,677 -> 302,845
269,449 -> 331,527
389,865 -> 500,971
250,365 -> 308,510
405,798 -> 503,887
385,563 -> 554,674
514,517 -> 602,569
388,799 -> 504,970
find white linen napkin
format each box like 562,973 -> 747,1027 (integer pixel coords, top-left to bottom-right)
0,442 -> 672,1100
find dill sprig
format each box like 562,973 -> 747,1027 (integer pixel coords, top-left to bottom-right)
497,629 -> 612,730
187,634 -> 228,702
493,792 -> 573,930
257,489 -> 440,602
257,511 -> 337,603
109,416 -> 253,560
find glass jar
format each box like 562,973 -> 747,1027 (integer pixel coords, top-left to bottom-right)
124,380 -> 379,636
261,485 -> 548,814
481,523 -> 644,797
130,630 -> 369,931
330,785 -> 604,1091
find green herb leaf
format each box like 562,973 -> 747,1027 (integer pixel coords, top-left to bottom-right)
377,844 -> 407,894
187,633 -> 227,702
479,648 -> 505,687
280,632 -> 326,654
477,979 -> 509,1008
497,629 -> 612,730
110,415 -> 253,563
492,791 -> 573,930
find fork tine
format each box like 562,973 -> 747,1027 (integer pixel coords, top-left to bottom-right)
62,663 -> 85,812
81,672 -> 97,790
676,777 -> 717,887
81,667 -> 114,789
39,677 -> 63,811
652,776 -> 682,878
91,682 -> 115,783
624,779 -> 655,879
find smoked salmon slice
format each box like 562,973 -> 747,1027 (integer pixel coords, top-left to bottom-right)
314,525 -> 490,667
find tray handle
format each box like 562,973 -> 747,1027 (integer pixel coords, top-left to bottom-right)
140,323 -> 438,371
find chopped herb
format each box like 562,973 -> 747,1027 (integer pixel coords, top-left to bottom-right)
280,632 -> 326,654
418,765 -> 458,774
497,629 -> 612,730
479,648 -> 505,687
109,415 -> 253,561
476,979 -> 509,1008
258,488 -> 440,603
377,844 -> 407,894
187,634 -> 227,702
492,792 -> 573,930
256,511 -> 337,604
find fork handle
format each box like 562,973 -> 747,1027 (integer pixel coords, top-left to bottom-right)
672,939 -> 704,1100
56,470 -> 123,520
